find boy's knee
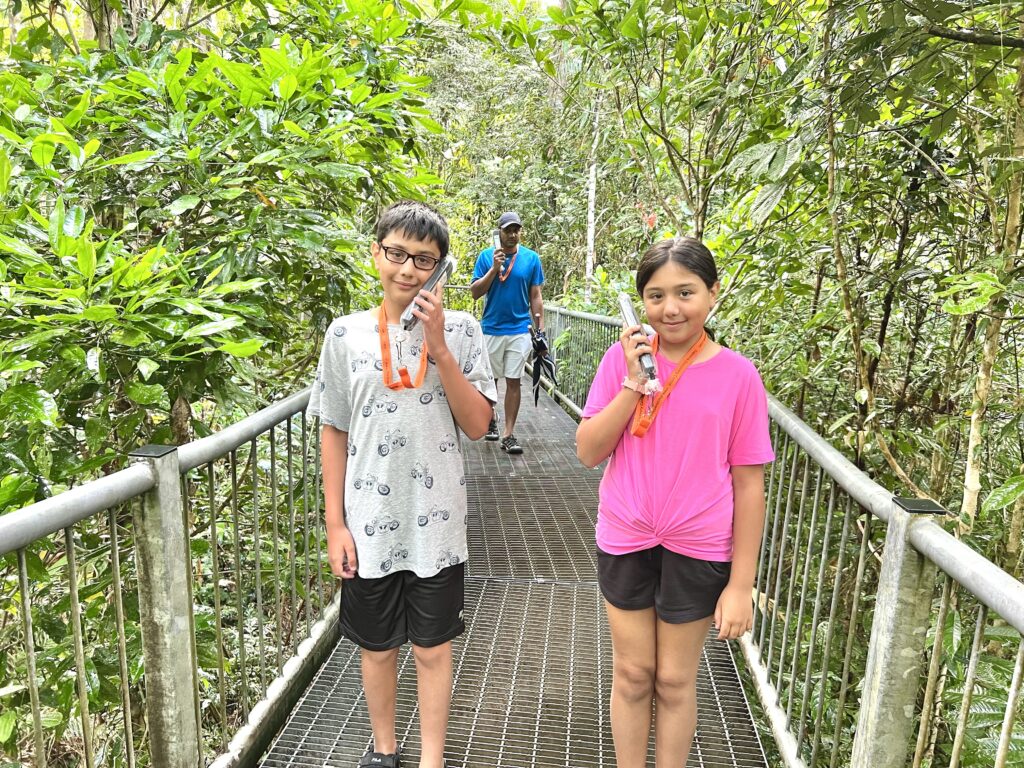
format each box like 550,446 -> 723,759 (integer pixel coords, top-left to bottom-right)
362,647 -> 400,667
411,641 -> 451,668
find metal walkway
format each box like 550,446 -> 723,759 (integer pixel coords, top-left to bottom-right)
260,388 -> 768,768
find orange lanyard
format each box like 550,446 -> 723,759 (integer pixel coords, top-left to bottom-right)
630,330 -> 707,437
378,304 -> 429,390
497,250 -> 517,282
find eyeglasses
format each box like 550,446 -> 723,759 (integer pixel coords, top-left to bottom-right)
378,243 -> 440,271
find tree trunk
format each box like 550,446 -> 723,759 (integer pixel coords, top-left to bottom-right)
958,26 -> 1024,533
584,106 -> 599,302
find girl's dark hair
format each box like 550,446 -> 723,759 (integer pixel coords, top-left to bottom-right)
635,236 -> 718,294
375,200 -> 450,258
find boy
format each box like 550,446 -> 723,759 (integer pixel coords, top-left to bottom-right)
307,201 -> 496,768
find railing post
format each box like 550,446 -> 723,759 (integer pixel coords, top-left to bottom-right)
850,497 -> 944,768
130,445 -> 201,768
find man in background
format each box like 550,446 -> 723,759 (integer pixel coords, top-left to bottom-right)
471,211 -> 545,455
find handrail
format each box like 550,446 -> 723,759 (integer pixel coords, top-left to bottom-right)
909,521 -> 1024,634
0,463 -> 154,555
178,388 -> 311,472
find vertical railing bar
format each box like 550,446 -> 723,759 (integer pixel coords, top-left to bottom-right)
758,432 -> 792,656
810,493 -> 855,768
911,575 -> 952,768
314,420 -> 325,619
181,474 -> 203,758
17,548 -> 47,768
767,442 -> 801,680
786,462 -> 824,724
947,604 -> 988,768
754,420 -> 783,640
797,477 -> 838,755
776,451 -> 812,696
64,527 -> 95,768
301,410 -> 311,640
252,438 -> 268,699
108,507 -> 136,768
287,416 -> 298,656
230,448 -> 249,720
270,425 -> 284,677
993,638 -> 1024,768
828,510 -> 873,768
207,462 -> 228,748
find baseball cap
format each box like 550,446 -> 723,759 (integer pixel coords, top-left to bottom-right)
497,211 -> 522,229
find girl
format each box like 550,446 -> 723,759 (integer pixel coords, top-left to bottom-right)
576,237 -> 774,767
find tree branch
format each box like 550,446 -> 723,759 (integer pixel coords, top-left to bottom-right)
924,24 -> 1024,50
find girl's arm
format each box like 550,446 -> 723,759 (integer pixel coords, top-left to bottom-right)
715,463 -> 766,639
575,324 -> 651,468
321,424 -> 358,578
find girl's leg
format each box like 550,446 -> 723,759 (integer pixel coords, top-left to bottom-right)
652,616 -> 714,768
411,641 -> 453,768
606,602 -> 658,768
362,647 -> 400,755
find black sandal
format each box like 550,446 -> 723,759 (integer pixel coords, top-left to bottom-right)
357,746 -> 401,768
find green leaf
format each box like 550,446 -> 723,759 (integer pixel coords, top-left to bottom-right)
415,116 -> 444,134
216,339 -> 263,357
0,710 -> 14,742
349,83 -> 371,105
64,90 -> 91,128
181,317 -> 243,339
0,150 -> 10,196
64,205 -> 85,237
619,11 -> 641,39
364,91 -> 404,110
167,195 -> 202,215
31,137 -> 56,168
982,475 -> 1024,514
0,384 -> 58,425
126,381 -> 166,405
97,150 -> 156,168
750,182 -> 786,225
138,358 -> 160,381
276,74 -> 298,101
77,237 -> 96,280
82,305 -> 118,322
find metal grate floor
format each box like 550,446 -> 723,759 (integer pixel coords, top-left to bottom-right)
260,387 -> 768,768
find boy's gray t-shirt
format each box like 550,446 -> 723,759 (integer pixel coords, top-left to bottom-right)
307,308 -> 495,579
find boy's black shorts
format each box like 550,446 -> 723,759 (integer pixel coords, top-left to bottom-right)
597,545 -> 730,624
340,563 -> 465,651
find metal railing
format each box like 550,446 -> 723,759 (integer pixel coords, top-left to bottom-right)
0,390 -> 336,768
3,300 -> 1022,768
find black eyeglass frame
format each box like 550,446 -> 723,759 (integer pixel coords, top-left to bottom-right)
378,243 -> 441,271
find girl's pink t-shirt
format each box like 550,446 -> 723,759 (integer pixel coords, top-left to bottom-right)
582,343 -> 775,561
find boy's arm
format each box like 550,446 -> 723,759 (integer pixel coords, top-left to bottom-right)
715,463 -> 766,639
411,287 -> 493,439
321,424 -> 357,578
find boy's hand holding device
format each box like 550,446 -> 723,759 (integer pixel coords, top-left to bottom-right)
401,257 -> 454,332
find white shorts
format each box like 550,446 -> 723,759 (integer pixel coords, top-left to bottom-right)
485,333 -> 531,379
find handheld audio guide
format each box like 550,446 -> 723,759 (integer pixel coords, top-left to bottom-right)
617,292 -> 657,382
400,257 -> 455,331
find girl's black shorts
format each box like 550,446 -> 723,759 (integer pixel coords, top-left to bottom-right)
597,545 -> 731,624
340,562 -> 465,651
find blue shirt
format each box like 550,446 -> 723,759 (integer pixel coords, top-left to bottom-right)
472,245 -> 544,336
